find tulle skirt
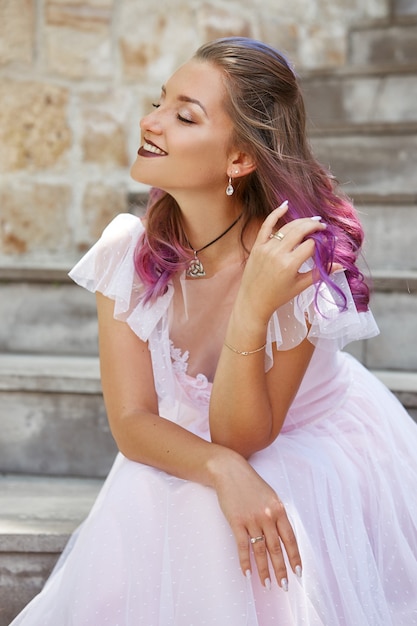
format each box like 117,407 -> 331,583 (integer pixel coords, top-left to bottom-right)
10,357 -> 417,625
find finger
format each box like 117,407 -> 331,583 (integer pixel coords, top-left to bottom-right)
288,238 -> 317,271
293,269 -> 316,294
255,201 -> 289,244
249,529 -> 271,588
275,509 -> 302,580
264,529 -> 288,590
234,526 -> 253,580
276,219 -> 326,251
330,263 -> 344,274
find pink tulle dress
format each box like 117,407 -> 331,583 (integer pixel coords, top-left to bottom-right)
11,214 -> 417,625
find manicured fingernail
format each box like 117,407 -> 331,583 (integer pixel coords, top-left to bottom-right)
245,569 -> 252,580
277,200 -> 288,209
311,215 -> 322,221
295,565 -> 302,578
265,577 -> 271,590
281,577 -> 289,592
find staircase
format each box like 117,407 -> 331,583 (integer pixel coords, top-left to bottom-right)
1,13 -> 417,626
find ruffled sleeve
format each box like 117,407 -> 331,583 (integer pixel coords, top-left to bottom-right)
69,213 -> 177,401
265,270 -> 379,371
68,213 -> 173,342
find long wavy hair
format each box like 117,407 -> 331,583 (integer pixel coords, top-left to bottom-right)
135,37 -> 369,311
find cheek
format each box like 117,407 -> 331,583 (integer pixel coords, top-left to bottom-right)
182,138 -> 229,171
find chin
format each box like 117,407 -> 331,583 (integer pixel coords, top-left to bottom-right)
130,161 -> 150,185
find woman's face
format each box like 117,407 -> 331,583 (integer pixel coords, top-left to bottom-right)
130,60 -> 235,197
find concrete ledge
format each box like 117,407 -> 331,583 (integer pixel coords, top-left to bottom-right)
372,369 -> 417,415
0,474 -> 103,553
301,61 -> 417,80
0,353 -> 100,394
371,270 -> 417,293
308,122 -> 417,136
0,474 -> 103,626
372,369 -> 417,393
0,354 -> 116,477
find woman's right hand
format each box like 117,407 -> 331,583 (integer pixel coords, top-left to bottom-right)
211,449 -> 301,590
236,200 -> 327,327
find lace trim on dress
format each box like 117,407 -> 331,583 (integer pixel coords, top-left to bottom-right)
170,341 -> 211,408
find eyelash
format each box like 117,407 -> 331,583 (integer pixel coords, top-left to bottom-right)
151,102 -> 195,125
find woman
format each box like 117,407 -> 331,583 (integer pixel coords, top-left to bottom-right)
11,37 -> 417,625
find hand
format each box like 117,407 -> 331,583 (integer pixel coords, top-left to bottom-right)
213,450 -> 302,590
237,201 -> 328,326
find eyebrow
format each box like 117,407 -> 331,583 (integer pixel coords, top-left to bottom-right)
161,85 -> 208,117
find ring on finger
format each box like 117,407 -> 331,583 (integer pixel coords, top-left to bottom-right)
250,535 -> 265,544
269,231 -> 285,241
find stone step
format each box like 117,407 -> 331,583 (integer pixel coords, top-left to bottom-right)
0,473 -> 102,626
364,289 -> 417,371
394,0 -> 417,18
302,72 -> 417,128
0,354 -> 117,477
0,279 -> 98,356
0,269 -> 416,365
310,131 -> 417,195
359,199 -> 417,271
1,360 -> 417,623
348,20 -> 417,66
344,271 -> 417,372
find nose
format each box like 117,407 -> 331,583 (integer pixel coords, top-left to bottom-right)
140,107 -> 163,134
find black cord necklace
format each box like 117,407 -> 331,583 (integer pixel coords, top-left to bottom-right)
185,213 -> 243,278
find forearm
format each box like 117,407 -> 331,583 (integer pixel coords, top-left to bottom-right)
210,301 -> 315,458
109,406 -> 242,488
209,305 -> 274,458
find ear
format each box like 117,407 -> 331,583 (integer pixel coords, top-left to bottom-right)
227,151 -> 256,179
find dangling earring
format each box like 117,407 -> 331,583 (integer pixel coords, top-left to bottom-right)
226,176 -> 234,196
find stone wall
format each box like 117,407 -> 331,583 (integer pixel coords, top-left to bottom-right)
0,0 -> 392,266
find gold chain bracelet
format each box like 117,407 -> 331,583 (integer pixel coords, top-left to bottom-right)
224,341 -> 266,356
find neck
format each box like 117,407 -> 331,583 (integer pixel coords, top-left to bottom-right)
175,191 -> 242,252
171,191 -> 244,278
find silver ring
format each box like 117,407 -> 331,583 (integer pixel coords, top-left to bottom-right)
250,535 -> 265,544
270,231 -> 285,241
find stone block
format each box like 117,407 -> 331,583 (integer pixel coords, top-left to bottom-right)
0,0 -> 35,67
0,282 -> 98,355
81,182 -> 128,244
366,291 -> 417,370
311,134 -> 417,195
80,90 -> 131,167
0,389 -> 116,476
394,0 -> 417,15
0,81 -> 71,172
196,3 -> 253,42
0,473 -> 102,625
359,202 -> 417,271
349,24 -> 417,66
303,74 -> 417,127
299,21 -> 347,68
258,15 -> 299,64
0,181 -> 72,257
118,3 -> 200,82
44,0 -> 113,78
0,552 -> 58,626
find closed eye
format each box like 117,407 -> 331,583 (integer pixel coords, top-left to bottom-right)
151,102 -> 195,124
177,114 -> 194,124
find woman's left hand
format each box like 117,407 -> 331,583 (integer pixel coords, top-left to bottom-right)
213,448 -> 302,590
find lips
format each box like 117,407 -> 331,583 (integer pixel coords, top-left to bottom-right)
138,140 -> 168,157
